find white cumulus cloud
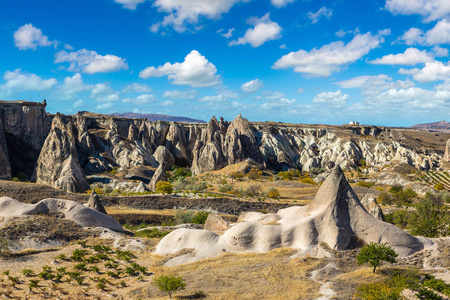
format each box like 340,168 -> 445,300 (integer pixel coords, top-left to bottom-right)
114,0 -> 146,10
122,83 -> 152,93
271,0 -> 295,8
307,7 -> 332,24
273,30 -> 390,77
139,50 -> 221,87
399,61 -> 450,82
13,24 -> 53,50
241,79 -> 263,93
370,48 -> 434,65
1,69 -> 57,93
151,0 -> 246,33
90,83 -> 120,102
123,94 -> 156,104
55,49 -> 128,74
163,89 -> 198,99
385,0 -> 450,22
313,90 -> 349,104
398,20 -> 450,46
335,74 -> 414,96
53,73 -> 92,100
261,97 -> 296,110
229,13 -> 282,47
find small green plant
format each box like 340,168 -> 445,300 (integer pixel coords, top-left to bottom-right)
56,267 -> 67,274
77,241 -> 88,248
192,211 -> 210,224
356,242 -> 398,273
135,228 -> 170,238
28,279 -> 40,291
153,274 -> 186,298
56,254 -> 68,261
156,181 -> 174,194
115,249 -> 136,261
73,263 -> 87,271
90,266 -> 100,273
70,249 -> 88,261
266,187 -> 280,199
21,269 -> 35,277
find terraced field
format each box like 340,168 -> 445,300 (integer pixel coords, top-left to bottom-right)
421,171 -> 450,191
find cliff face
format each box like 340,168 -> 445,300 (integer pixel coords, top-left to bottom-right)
0,100 -> 448,193
0,101 -> 48,180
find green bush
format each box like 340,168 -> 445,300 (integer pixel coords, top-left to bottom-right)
135,228 -> 170,238
357,181 -> 375,188
192,211 -> 210,224
277,171 -> 293,180
266,187 -> 280,199
356,242 -> 398,273
153,274 -> 186,298
174,210 -> 195,224
409,195 -> 450,238
156,181 -> 173,194
218,184 -> 232,193
309,167 -> 325,176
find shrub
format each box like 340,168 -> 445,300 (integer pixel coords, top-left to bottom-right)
435,183 -> 445,191
378,192 -> 394,206
218,184 -> 232,193
359,158 -> 367,168
247,168 -> 261,181
192,211 -> 210,224
174,210 -> 194,224
278,171 -> 293,180
245,185 -> 261,197
153,274 -> 186,298
355,281 -> 403,300
409,195 -> 449,237
384,210 -> 413,229
357,181 -> 375,188
156,181 -> 173,194
135,228 -> 170,238
309,167 -> 325,176
301,177 -> 317,185
266,187 -> 280,199
356,242 -> 398,273
229,172 -> 244,181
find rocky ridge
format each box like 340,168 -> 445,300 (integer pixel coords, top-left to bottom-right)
0,101 -> 448,192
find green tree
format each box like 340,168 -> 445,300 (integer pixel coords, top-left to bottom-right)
409,195 -> 449,237
435,183 -> 445,191
153,274 -> 186,298
247,168 -> 261,181
356,242 -> 398,273
156,181 -> 173,194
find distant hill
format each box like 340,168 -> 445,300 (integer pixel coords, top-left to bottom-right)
112,112 -> 206,123
410,120 -> 450,132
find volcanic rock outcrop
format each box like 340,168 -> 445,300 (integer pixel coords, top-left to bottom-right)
0,196 -> 122,231
149,163 -> 168,191
155,166 -> 429,265
34,114 -> 89,193
0,100 -> 447,192
85,190 -> 107,215
360,194 -> 385,221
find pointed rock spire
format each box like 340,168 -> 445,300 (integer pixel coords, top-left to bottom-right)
85,190 -> 107,215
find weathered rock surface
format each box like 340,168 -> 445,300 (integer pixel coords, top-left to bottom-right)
85,190 -> 107,214
135,181 -> 149,193
0,118 -> 11,180
153,145 -> 175,168
204,214 -> 231,234
155,166 -> 430,265
149,164 -> 168,191
443,139 -> 450,163
360,194 -> 385,221
0,196 -> 122,231
35,114 -> 89,193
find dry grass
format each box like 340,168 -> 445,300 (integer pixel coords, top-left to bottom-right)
106,207 -> 177,216
134,248 -> 324,300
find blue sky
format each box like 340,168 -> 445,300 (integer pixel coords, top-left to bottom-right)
0,0 -> 449,126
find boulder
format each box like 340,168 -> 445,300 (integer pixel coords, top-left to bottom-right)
0,196 -> 122,231
204,214 -> 231,234
85,190 -> 107,215
149,163 -> 168,191
135,181 -> 149,193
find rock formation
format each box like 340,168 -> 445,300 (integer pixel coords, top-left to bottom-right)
149,163 -> 168,191
155,166 -> 430,265
34,114 -> 89,193
135,181 -> 149,193
443,139 -> 450,163
85,190 -> 107,215
360,194 -> 385,221
204,214 -> 231,234
0,196 -> 122,231
0,100 -> 446,191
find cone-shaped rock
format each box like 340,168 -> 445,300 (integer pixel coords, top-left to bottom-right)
135,181 -> 149,193
149,163 -> 168,191
443,139 -> 450,163
85,190 -> 107,215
